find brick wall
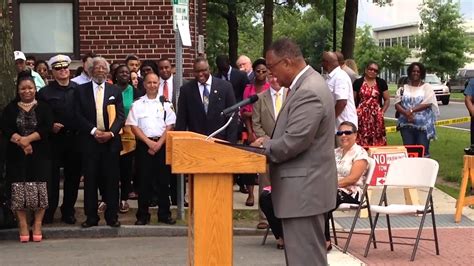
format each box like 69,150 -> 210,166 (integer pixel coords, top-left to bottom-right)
78,0 -> 205,76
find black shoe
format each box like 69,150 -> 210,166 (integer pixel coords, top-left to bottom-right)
134,218 -> 149,225
184,201 -> 189,207
158,216 -> 176,225
61,215 -> 77,225
107,220 -> 121,228
81,220 -> 98,228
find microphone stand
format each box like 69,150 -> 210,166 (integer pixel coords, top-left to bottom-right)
205,108 -> 238,141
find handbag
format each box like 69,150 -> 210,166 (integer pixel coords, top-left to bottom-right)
11,181 -> 48,211
395,86 -> 405,118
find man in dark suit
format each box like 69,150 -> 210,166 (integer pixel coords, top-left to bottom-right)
253,38 -> 337,265
74,57 -> 125,228
214,55 -> 249,102
175,57 -> 237,143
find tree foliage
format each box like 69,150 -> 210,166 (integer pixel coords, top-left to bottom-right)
0,0 -> 16,112
419,0 -> 470,77
381,45 -> 410,79
354,25 -> 382,71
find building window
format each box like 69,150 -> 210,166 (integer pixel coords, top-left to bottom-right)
391,37 -> 398,46
379,39 -> 384,47
385,39 -> 391,47
13,0 -> 79,59
401,36 -> 408,47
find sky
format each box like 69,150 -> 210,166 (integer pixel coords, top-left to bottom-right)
357,0 -> 474,28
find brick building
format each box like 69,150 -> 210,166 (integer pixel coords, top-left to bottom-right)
11,0 -> 206,76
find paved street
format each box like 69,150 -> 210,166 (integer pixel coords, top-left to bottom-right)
384,100 -> 470,130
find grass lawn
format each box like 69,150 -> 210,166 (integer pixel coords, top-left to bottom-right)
384,120 -> 469,197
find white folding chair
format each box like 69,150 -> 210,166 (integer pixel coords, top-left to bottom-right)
330,157 -> 377,253
363,157 -> 440,261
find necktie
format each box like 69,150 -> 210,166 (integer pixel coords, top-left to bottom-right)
275,91 -> 282,116
202,83 -> 209,113
96,85 -> 105,130
163,80 -> 169,100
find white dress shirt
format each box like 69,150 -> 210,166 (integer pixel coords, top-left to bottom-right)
159,75 -> 174,102
198,75 -> 213,101
326,66 -> 358,130
125,94 -> 177,138
71,72 -> 91,85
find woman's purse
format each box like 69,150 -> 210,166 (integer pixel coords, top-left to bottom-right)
11,181 -> 48,211
395,86 -> 405,118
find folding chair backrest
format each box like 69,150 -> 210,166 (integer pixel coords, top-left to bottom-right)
384,158 -> 439,188
365,157 -> 376,185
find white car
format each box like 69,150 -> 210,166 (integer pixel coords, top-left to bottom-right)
425,74 -> 450,105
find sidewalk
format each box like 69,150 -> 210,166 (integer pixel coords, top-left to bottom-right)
0,184 -> 472,265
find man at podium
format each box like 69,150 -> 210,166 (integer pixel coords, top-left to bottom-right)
253,38 -> 337,265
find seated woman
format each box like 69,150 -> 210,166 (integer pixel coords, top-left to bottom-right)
259,186 -> 284,249
324,121 -> 369,251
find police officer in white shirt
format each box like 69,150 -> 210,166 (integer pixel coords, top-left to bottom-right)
126,72 -> 177,225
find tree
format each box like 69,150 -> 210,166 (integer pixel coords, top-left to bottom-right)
419,0 -> 470,77
0,0 -> 15,112
354,25 -> 382,72
341,0 -> 358,59
381,45 -> 410,80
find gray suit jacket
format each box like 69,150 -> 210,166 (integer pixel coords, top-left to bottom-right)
252,88 -> 287,138
264,66 -> 337,218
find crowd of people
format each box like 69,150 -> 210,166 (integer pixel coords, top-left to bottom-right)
1,40 -> 440,264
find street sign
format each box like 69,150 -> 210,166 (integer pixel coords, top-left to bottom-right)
172,0 -> 189,30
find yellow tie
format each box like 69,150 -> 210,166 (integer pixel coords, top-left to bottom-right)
96,85 -> 105,130
275,91 -> 282,116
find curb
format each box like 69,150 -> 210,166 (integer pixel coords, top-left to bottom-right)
0,226 -> 267,241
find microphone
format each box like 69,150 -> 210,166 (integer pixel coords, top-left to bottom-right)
221,94 -> 259,116
159,96 -> 167,120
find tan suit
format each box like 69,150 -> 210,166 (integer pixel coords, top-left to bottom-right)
264,66 -> 337,265
252,88 -> 286,139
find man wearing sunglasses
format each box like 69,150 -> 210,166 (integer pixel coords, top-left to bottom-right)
38,55 -> 81,225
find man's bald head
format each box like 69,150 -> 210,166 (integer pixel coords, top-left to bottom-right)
322,51 -> 339,72
335,51 -> 345,66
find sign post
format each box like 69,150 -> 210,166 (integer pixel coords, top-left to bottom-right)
172,0 -> 190,220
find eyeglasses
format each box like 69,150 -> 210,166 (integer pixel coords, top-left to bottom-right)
367,68 -> 379,73
53,66 -> 68,71
267,59 -> 285,70
336,130 -> 354,136
255,70 -> 267,74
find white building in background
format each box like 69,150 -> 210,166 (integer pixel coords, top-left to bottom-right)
372,22 -> 421,82
372,20 -> 474,82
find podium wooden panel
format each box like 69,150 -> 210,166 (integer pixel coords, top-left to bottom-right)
166,132 -> 266,265
455,155 -> 474,223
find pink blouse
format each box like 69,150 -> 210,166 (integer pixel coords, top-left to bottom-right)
240,82 -> 270,115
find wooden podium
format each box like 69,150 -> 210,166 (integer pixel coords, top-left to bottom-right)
166,132 -> 266,265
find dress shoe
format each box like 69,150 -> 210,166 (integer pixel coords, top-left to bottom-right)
81,220 -> 98,228
184,201 -> 189,207
134,218 -> 149,225
245,198 -> 254,207
32,234 -> 42,242
61,215 -> 77,225
158,216 -> 176,225
276,243 -> 285,250
19,235 -> 30,243
42,216 -> 54,224
107,220 -> 121,228
327,244 -> 333,252
239,185 -> 249,194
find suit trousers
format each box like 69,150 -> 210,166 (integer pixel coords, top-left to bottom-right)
135,141 -> 171,220
281,214 -> 327,266
82,150 -> 120,223
259,190 -> 282,239
119,152 -> 134,201
45,133 -> 82,219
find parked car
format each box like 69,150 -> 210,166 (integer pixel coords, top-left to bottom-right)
396,74 -> 450,105
447,68 -> 474,92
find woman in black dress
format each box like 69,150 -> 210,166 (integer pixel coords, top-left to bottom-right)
0,72 -> 53,242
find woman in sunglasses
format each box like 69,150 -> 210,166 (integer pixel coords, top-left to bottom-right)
395,62 -> 438,157
324,121 -> 369,251
353,61 -> 390,146
240,58 -> 270,207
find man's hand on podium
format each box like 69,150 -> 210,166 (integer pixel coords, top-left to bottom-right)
250,136 -> 270,148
